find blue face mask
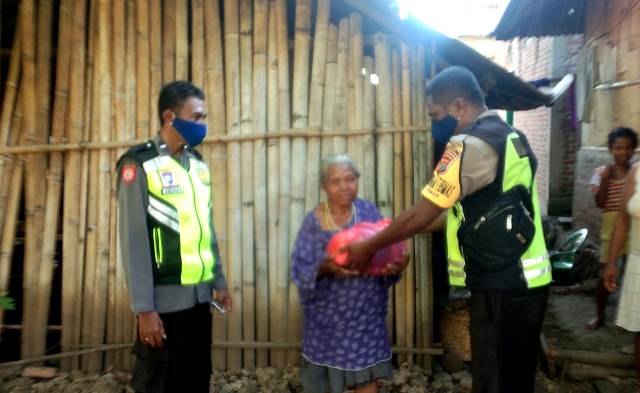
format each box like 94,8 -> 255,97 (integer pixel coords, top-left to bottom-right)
431,114 -> 458,145
172,116 -> 208,147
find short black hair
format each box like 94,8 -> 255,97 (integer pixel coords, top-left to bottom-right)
607,127 -> 638,149
425,66 -> 485,107
157,81 -> 205,124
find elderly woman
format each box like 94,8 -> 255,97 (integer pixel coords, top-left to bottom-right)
291,154 -> 405,393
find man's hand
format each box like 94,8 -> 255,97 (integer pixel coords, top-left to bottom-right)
340,239 -> 376,271
214,289 -> 233,313
137,311 -> 166,349
318,256 -> 359,278
603,262 -> 618,292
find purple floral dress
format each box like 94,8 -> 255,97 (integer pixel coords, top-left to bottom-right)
291,198 -> 398,371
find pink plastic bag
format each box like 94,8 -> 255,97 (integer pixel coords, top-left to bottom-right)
326,218 -> 407,276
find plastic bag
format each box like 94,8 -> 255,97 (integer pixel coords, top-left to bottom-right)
326,218 -> 407,276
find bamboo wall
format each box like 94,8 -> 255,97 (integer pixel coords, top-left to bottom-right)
0,0 -> 434,372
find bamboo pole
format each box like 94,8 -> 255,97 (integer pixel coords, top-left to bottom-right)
320,24 -> 337,159
362,55 -> 376,202
288,0 -> 312,365
80,1 -> 98,371
61,0 -> 87,371
333,18 -> 349,154
224,0 -> 243,371
34,0 -> 72,364
400,42 -> 414,366
121,0 -> 138,370
373,34 -> 393,220
107,0 -> 126,368
0,15 -> 21,220
273,0 -> 290,367
175,0 -> 188,80
162,0 -> 175,82
191,0 -> 205,87
86,0 -> 113,373
239,0 -> 255,369
417,43 -> 432,369
20,0 -> 50,359
149,0 -> 161,133
0,100 -> 23,332
390,49 -> 402,346
347,13 -> 364,176
204,0 -> 228,371
374,32 -> 397,363
135,0 -> 149,139
304,0 -> 330,212
253,0 -> 269,368
266,0 -> 280,367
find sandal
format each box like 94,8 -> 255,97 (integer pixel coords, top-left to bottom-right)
585,318 -> 604,330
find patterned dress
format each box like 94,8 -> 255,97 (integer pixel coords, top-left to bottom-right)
291,198 -> 397,392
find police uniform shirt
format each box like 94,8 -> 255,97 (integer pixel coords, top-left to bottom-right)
422,111 -> 500,208
117,134 -> 227,314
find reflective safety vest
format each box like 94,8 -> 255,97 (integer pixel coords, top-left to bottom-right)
446,120 -> 551,290
126,142 -> 216,285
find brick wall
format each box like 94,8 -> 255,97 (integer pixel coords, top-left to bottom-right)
510,37 -> 554,215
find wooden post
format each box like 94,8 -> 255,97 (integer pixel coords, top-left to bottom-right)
333,18 -> 349,154
191,0 -> 205,87
224,0 -> 243,371
204,0 -> 228,371
304,0 -> 330,212
288,0 -> 312,365
273,0 -> 291,367
253,0 -> 270,369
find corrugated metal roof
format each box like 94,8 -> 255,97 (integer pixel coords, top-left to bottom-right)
492,0 -> 585,40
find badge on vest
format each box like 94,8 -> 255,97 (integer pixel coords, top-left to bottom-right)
160,171 -> 184,195
196,167 -> 210,185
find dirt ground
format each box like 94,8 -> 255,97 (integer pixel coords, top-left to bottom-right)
1,289 -> 638,393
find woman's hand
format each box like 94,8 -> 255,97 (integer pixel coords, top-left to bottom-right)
383,252 -> 410,276
318,255 -> 359,278
603,262 -> 618,292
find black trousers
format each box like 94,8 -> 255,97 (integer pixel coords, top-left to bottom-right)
469,286 -> 549,393
131,303 -> 212,393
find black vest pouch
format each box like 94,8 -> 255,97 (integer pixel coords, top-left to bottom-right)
458,185 -> 535,273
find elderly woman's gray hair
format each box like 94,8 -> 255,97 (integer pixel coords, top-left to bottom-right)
320,154 -> 361,184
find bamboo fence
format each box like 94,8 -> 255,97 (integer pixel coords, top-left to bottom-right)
0,0 -> 435,371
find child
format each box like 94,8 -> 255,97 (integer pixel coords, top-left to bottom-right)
586,127 -> 638,330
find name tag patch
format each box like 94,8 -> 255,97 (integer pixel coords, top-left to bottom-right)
160,171 -> 184,195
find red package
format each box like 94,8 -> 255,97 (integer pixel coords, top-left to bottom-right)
327,218 -> 407,276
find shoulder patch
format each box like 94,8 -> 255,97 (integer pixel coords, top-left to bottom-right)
121,164 -> 137,184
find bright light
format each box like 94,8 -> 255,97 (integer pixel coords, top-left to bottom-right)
370,74 -> 379,85
395,0 -> 510,38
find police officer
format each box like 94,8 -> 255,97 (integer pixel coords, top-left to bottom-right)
117,81 -> 232,393
343,66 -> 550,393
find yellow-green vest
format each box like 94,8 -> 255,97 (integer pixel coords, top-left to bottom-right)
141,153 -> 216,285
447,130 -> 551,290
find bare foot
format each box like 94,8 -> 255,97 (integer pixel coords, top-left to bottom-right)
585,318 -> 604,331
